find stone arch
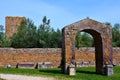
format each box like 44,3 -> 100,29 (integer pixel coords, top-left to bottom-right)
62,18 -> 113,76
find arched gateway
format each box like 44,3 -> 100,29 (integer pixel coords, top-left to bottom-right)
61,18 -> 113,76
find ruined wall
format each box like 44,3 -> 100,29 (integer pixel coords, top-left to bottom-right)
0,48 -> 120,68
5,16 -> 26,38
0,48 -> 61,67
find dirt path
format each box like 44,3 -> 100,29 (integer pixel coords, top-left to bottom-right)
0,74 -> 54,80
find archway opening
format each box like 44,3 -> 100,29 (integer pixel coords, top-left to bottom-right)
75,29 -> 103,74
75,32 -> 94,48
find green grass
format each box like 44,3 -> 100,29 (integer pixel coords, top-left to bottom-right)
0,67 -> 120,80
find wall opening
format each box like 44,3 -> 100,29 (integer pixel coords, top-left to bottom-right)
75,32 -> 94,48
75,29 -> 103,74
75,31 -> 95,74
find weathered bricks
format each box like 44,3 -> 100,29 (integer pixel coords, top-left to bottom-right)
62,18 -> 113,75
5,16 -> 26,38
0,48 -> 120,68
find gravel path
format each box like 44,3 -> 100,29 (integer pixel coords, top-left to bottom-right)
0,74 -> 54,80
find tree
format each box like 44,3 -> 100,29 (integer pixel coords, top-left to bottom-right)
25,19 -> 38,48
0,25 -> 4,47
104,22 -> 111,26
55,29 -> 62,48
50,29 -> 62,48
37,16 -> 62,48
2,37 -> 11,47
11,19 -> 39,48
112,23 -> 120,47
10,16 -> 62,48
11,20 -> 27,48
75,32 -> 93,48
37,16 -> 52,48
75,33 -> 82,48
0,25 -> 12,47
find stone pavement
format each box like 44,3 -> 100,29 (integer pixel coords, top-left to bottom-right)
0,74 -> 54,80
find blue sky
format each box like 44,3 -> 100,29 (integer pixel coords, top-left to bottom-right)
0,0 -> 120,30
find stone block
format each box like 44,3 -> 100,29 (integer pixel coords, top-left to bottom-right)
76,62 -> 83,67
44,62 -> 53,68
17,62 -> 35,69
89,61 -> 95,66
82,62 -> 89,67
37,62 -> 44,68
68,64 -> 76,76
104,65 -> 114,76
37,62 -> 53,68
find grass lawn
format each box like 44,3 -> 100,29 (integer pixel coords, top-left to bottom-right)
0,66 -> 120,80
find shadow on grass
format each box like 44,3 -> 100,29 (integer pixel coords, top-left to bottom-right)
38,69 -> 63,75
77,70 -> 97,75
38,68 -> 99,76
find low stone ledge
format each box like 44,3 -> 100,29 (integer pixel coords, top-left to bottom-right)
113,62 -> 120,66
17,62 -> 35,69
44,62 -> 53,68
76,61 -> 95,67
37,62 -> 53,68
37,62 -> 44,68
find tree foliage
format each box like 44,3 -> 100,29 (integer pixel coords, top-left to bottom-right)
26,19 -> 38,48
0,25 -> 11,47
11,20 -> 27,48
37,16 -> 51,48
112,23 -> 120,47
37,16 -> 62,48
1,17 -> 120,48
75,32 -> 93,48
0,25 -> 4,47
10,16 -> 62,48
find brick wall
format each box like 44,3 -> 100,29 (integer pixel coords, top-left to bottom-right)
0,48 -> 120,68
0,48 -> 61,67
5,16 -> 26,38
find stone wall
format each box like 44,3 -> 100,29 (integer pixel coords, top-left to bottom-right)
5,16 -> 26,38
0,48 -> 61,67
0,48 -> 120,68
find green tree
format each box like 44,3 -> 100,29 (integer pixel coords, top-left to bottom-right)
2,37 -> 11,47
11,19 -> 38,48
75,33 -> 82,48
55,29 -> 62,48
112,23 -> 120,47
37,16 -> 62,48
75,32 -> 93,48
82,32 -> 93,47
0,25 -> 11,47
11,20 -> 27,48
26,19 -> 38,48
50,29 -> 62,48
104,22 -> 111,26
37,16 -> 52,48
10,16 -> 62,48
0,25 -> 4,47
